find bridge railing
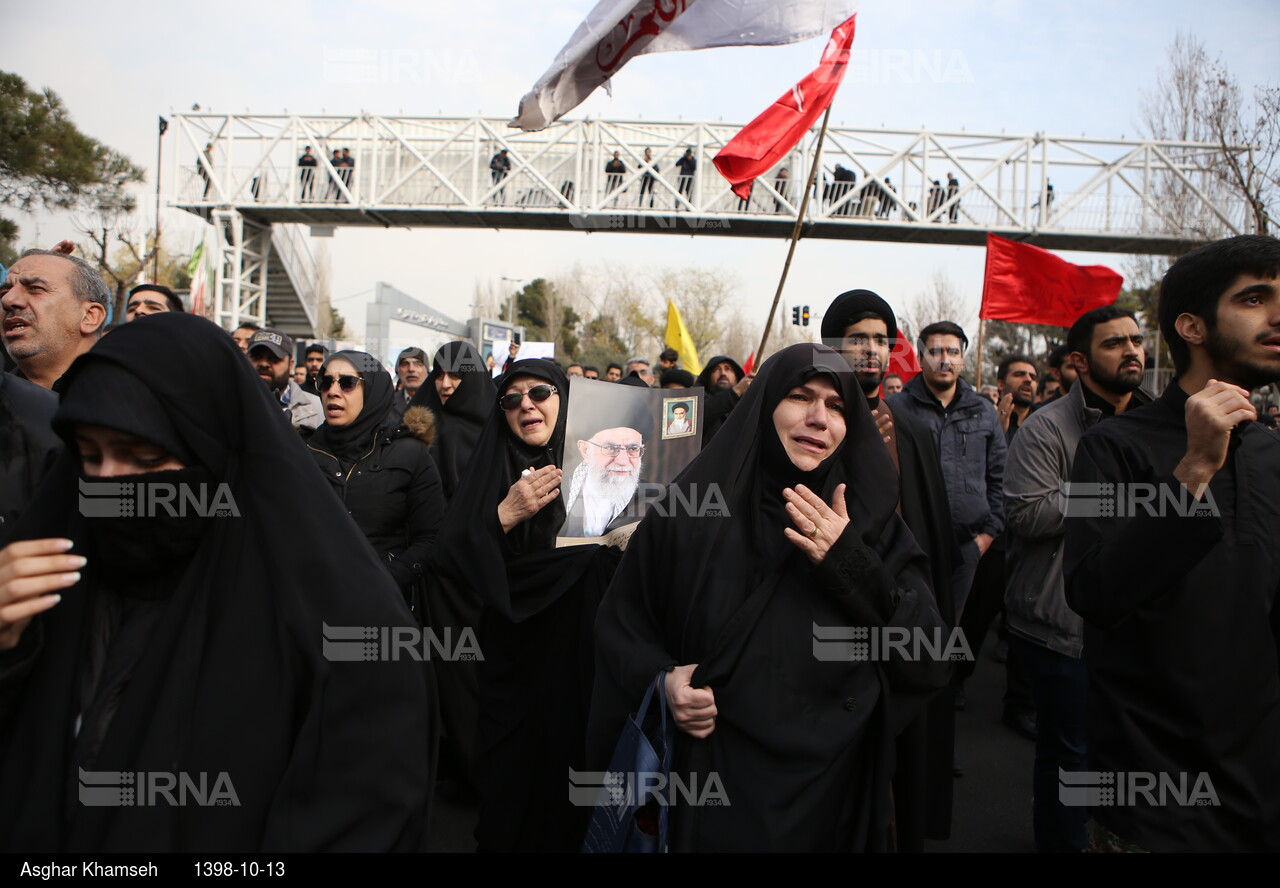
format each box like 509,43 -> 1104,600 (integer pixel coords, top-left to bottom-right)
170,114 -> 1252,243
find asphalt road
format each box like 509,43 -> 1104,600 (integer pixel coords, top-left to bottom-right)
428,632 -> 1038,853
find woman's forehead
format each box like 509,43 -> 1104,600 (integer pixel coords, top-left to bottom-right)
504,374 -> 549,393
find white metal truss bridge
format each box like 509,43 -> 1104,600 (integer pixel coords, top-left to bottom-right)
167,113 -> 1254,337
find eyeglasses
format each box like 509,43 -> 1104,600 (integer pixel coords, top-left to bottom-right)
587,441 -> 645,458
498,384 -> 558,411
318,374 -> 364,393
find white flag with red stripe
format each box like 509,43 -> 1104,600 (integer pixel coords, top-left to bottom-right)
510,0 -> 858,132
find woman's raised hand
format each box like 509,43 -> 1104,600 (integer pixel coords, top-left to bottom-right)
497,465 -> 563,533
783,483 -> 850,564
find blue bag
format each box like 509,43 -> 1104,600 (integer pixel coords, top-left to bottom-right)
581,672 -> 673,853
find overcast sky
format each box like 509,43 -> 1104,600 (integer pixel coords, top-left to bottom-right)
7,0 -> 1279,346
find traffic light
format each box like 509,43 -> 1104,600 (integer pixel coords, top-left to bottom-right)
791,306 -> 801,326
802,306 -> 811,326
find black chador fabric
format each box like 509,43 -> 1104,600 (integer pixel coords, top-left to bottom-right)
408,341 -> 496,501
1065,382 -> 1280,852
407,342 -> 494,791
824,285 -> 962,847
589,343 -> 951,852
433,359 -> 622,852
0,313 -> 433,853
877,398 -> 960,848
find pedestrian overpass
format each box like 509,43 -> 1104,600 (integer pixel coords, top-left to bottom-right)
166,113 -> 1254,337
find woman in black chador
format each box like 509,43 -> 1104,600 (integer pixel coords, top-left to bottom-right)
406,341 -> 495,791
433,359 -> 622,851
408,340 -> 496,502
0,314 -> 433,852
589,343 -> 951,852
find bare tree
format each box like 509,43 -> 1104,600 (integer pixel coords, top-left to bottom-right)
1140,32 -> 1278,238
73,201 -> 192,321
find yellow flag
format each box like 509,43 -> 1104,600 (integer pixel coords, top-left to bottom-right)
664,299 -> 702,376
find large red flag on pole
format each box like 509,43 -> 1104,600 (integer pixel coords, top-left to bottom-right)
981,233 -> 1123,327
713,13 -> 857,200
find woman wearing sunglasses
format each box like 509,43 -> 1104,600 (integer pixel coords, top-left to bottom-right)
434,359 -> 624,852
0,314 -> 432,851
306,350 -> 445,622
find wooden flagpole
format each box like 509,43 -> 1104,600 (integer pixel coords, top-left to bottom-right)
975,318 -> 986,389
753,105 -> 834,365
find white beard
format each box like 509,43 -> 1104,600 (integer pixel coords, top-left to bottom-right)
579,461 -> 641,536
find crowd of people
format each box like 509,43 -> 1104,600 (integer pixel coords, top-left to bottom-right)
0,234 -> 1277,853
297,145 -> 356,202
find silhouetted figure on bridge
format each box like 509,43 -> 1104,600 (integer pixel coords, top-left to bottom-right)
676,148 -> 697,206
298,146 -> 317,201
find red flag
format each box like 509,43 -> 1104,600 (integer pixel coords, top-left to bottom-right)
741,352 -> 756,376
887,338 -> 921,385
713,14 -> 857,200
981,233 -> 1123,327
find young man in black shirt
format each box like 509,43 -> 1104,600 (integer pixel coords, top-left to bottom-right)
1064,234 -> 1280,852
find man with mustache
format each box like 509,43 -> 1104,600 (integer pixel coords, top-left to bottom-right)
996,355 -> 1039,438
822,289 -> 960,849
695,355 -> 754,445
1,249 -> 110,390
392,347 -> 428,421
888,321 -> 1006,625
246,328 -> 322,436
1003,305 -> 1150,852
562,426 -> 645,537
1065,234 -> 1280,852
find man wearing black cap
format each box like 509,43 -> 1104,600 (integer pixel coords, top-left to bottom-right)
393,347 -> 428,421
247,328 -> 322,435
125,284 -> 184,321
822,288 -> 960,849
694,355 -> 752,445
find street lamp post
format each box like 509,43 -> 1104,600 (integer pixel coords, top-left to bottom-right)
153,116 -> 168,280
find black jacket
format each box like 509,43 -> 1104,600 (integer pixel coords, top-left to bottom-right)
695,356 -> 745,446
1064,382 -> 1280,852
308,407 -> 445,605
888,375 -> 1006,542
0,373 -> 61,539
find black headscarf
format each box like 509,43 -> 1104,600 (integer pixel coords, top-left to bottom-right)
660,368 -> 696,388
307,350 -> 394,464
590,343 -> 948,851
820,288 -> 898,344
407,341 -> 496,500
0,313 -> 432,853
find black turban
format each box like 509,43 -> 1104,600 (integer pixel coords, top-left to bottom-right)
820,289 -> 898,344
